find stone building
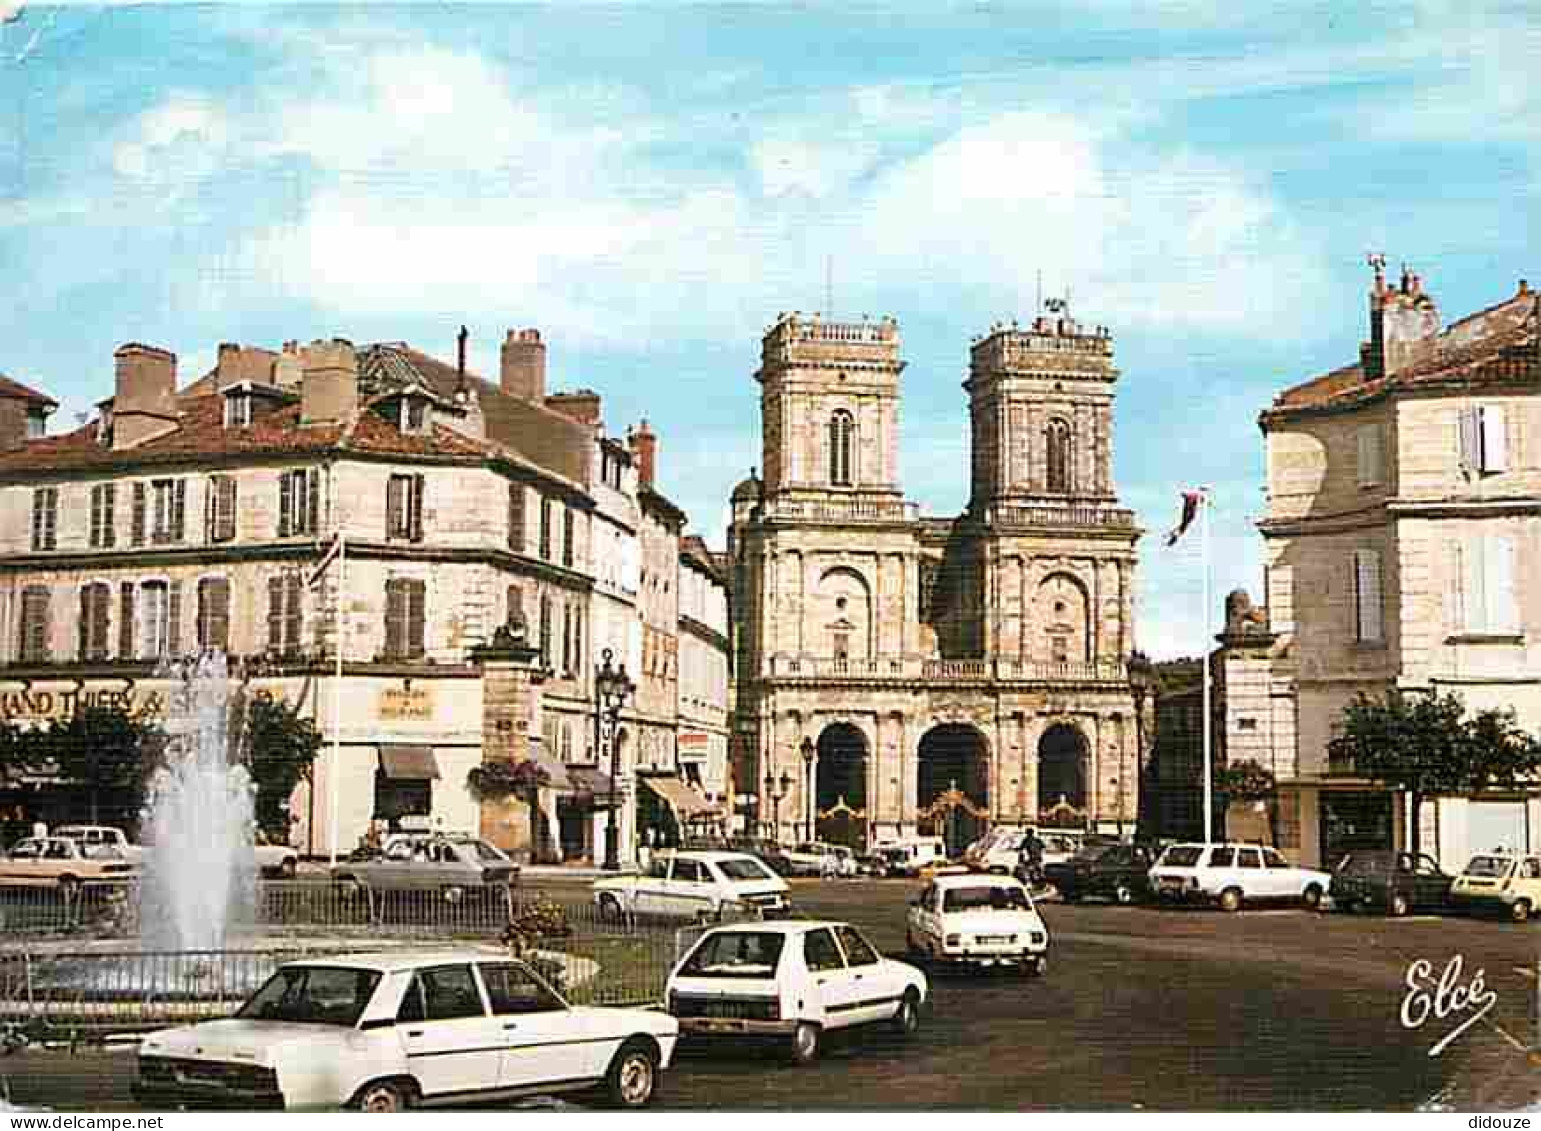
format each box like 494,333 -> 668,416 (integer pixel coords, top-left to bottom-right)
676,535 -> 732,815
729,307 -> 1143,854
0,330 -> 722,866
1247,263 -> 1541,868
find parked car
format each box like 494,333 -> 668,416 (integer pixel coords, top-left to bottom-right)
1047,844 -> 1157,904
1329,850 -> 1454,917
133,951 -> 678,1110
593,851 -> 790,922
1147,842 -> 1330,912
0,836 -> 138,891
905,873 -> 1049,974
854,851 -> 891,877
1450,852 -> 1541,921
53,824 -> 143,864
874,838 -> 948,877
255,831 -> 300,878
778,842 -> 840,877
330,835 -> 517,898
667,919 -> 927,1065
827,845 -> 860,878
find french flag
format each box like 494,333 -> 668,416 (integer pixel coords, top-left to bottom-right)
1165,490 -> 1204,547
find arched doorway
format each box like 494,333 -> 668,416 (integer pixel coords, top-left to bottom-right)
1038,723 -> 1089,828
917,724 -> 990,856
815,723 -> 868,851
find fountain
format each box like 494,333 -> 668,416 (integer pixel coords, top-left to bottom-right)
137,651 -> 257,952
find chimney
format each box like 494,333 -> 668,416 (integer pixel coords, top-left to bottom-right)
299,338 -> 358,425
544,389 -> 602,427
214,342 -> 278,390
1360,260 -> 1440,382
274,340 -> 302,390
111,343 -> 179,449
629,418 -> 657,489
457,325 -> 468,380
500,328 -> 545,401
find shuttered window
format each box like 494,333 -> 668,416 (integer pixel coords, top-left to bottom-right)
561,602 -> 573,674
539,593 -> 552,666
508,483 -> 526,552
30,487 -> 57,551
267,575 -> 304,656
1356,424 -> 1384,488
150,479 -> 186,544
278,469 -> 320,537
384,578 -> 427,660
77,583 -> 111,661
1045,419 -> 1072,493
1353,548 -> 1384,643
89,484 -> 116,548
562,509 -> 575,568
828,411 -> 854,486
138,580 -> 181,659
538,497 -> 552,559
118,582 -> 135,658
18,586 -> 49,662
506,584 -> 525,632
1456,535 -> 1518,634
572,604 -> 583,681
205,475 -> 238,543
1459,405 -> 1509,475
386,474 -> 424,542
197,577 -> 231,652
131,483 -> 147,546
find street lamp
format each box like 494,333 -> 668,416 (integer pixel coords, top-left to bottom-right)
800,737 -> 815,842
597,647 -> 636,872
1126,650 -> 1156,838
763,770 -> 791,844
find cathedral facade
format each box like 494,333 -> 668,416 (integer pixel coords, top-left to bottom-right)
728,308 -> 1143,852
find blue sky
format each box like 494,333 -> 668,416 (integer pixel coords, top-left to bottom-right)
0,2 -> 1536,659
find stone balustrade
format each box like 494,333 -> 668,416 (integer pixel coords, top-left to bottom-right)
762,497 -> 919,523
766,655 -> 1128,683
985,502 -> 1136,530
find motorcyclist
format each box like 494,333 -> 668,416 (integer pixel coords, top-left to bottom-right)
1016,830 -> 1046,888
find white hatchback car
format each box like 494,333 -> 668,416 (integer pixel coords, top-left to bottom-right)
1148,842 -> 1331,912
667,920 -> 927,1065
906,873 -> 1049,974
593,851 -> 790,921
133,951 -> 678,1110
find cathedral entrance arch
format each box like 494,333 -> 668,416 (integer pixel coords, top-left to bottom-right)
814,723 -> 868,851
1037,723 -> 1089,829
917,725 -> 990,856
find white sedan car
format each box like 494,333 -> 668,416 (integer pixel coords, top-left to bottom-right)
906,873 -> 1049,974
133,951 -> 678,1111
667,919 -> 927,1065
593,851 -> 790,921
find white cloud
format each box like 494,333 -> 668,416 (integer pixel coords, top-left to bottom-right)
112,95 -> 229,180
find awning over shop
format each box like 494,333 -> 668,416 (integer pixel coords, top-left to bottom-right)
566,766 -> 616,799
641,774 -> 721,822
527,751 -> 574,792
378,745 -> 440,781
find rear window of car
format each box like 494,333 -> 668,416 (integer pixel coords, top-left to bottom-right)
716,858 -> 775,881
1335,852 -> 1392,875
942,884 -> 1032,912
1464,855 -> 1513,878
679,931 -> 786,978
1161,846 -> 1203,867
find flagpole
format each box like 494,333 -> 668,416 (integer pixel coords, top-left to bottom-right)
330,531 -> 345,867
1201,487 -> 1213,842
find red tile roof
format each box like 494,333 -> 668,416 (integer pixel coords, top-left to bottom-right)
0,374 -> 57,406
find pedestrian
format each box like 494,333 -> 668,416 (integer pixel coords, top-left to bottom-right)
30,814 -> 47,842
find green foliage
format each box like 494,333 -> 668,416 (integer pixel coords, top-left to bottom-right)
0,707 -> 165,829
1215,759 -> 1276,801
243,691 -> 323,838
466,759 -> 550,803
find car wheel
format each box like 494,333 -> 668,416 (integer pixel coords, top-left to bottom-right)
605,1040 -> 659,1108
1302,884 -> 1323,911
1218,887 -> 1244,913
1389,892 -> 1410,918
1113,883 -> 1135,906
789,1022 -> 821,1066
890,990 -> 921,1038
1512,899 -> 1532,924
355,1078 -> 415,1112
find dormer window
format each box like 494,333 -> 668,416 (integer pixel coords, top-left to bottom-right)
25,410 -> 46,440
224,393 -> 252,429
403,396 -> 428,433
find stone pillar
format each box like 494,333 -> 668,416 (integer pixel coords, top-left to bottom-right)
470,626 -> 550,862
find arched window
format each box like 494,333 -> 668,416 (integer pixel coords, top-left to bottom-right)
828,411 -> 855,487
1045,418 -> 1072,493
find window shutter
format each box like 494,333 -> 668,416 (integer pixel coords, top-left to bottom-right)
278,471 -> 294,537
77,587 -> 90,661
92,584 -> 109,660
1480,406 -> 1508,473
44,488 -> 56,549
1356,425 -> 1383,487
563,510 -> 574,567
90,488 -> 103,547
131,483 -> 146,545
386,476 -> 403,539
1459,406 -> 1481,470
1465,537 -> 1488,633
573,606 -> 583,678
171,479 -> 186,542
1485,534 -> 1517,632
1354,549 -> 1383,643
284,576 -> 302,654
539,497 -> 551,558
216,476 -> 237,542
1446,541 -> 1465,633
21,588 -> 48,662
410,474 -> 425,542
507,584 -> 523,628
267,576 -> 284,651
384,580 -> 404,659
306,468 -> 321,534
166,581 -> 182,656
102,484 -> 115,547
408,580 -> 425,657
119,582 -> 135,659
204,480 -> 216,542
508,484 -> 524,552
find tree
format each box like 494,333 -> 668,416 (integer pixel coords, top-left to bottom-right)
38,706 -> 165,830
467,759 -> 551,862
244,691 -> 323,839
1215,759 -> 1276,802
1328,690 -> 1541,857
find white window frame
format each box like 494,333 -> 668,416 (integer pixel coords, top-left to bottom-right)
1353,548 -> 1384,644
1453,534 -> 1518,635
1459,404 -> 1509,476
1356,423 -> 1384,488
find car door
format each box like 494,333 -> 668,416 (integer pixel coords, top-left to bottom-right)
395,964 -> 504,1101
1205,845 -> 1238,897
908,883 -> 939,947
1233,847 -> 1268,898
802,927 -> 859,1029
832,925 -> 895,1024
667,857 -> 716,918
1516,857 -> 1541,910
478,962 -> 606,1089
630,857 -> 672,916
1259,847 -> 1298,898
1413,854 -> 1449,908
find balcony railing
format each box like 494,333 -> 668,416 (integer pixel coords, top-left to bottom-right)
766,655 -> 1128,683
983,503 -> 1136,530
762,497 -> 919,524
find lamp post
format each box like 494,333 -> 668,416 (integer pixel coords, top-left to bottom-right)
764,770 -> 791,844
800,737 -> 815,842
1126,650 -> 1155,839
597,647 -> 636,872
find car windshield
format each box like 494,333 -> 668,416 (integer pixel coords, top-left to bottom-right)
880,846 -> 909,861
942,884 -> 1032,912
679,931 -> 786,978
1335,852 -> 1394,875
1161,846 -> 1204,867
462,840 -> 506,863
716,858 -> 775,881
1464,855 -> 1513,879
237,965 -> 382,1026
